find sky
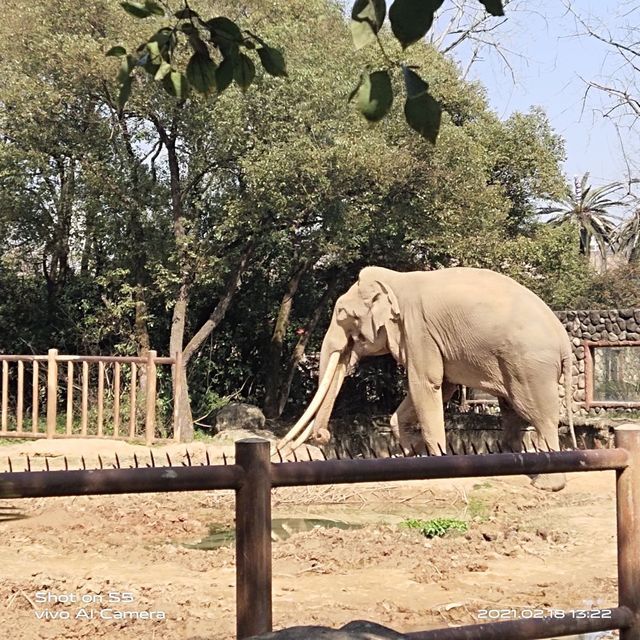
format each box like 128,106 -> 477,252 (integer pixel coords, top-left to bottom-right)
453,0 -> 632,188
341,0 -> 637,190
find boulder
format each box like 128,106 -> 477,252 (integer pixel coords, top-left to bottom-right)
215,402 -> 267,433
249,621 -> 408,640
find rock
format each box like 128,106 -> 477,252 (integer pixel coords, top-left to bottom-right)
556,311 -> 567,321
589,311 -> 601,324
249,621 -> 408,640
629,320 -> 639,332
215,403 -> 267,433
620,308 -> 633,319
617,319 -> 627,331
604,319 -> 613,331
634,310 -> 640,323
608,310 -> 619,320
608,332 -> 619,342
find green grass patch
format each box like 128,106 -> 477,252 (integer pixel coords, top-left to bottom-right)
401,517 -> 468,538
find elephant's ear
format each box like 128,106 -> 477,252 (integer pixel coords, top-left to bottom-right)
359,280 -> 400,343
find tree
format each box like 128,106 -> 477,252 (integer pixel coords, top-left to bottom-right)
615,207 -> 640,263
538,173 -> 624,264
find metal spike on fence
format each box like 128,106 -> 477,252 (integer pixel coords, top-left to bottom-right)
133,454 -> 139,468
461,440 -> 468,456
320,448 -> 328,461
366,443 -> 378,459
205,450 -> 211,466
448,441 -> 457,455
410,443 -> 418,457
7,457 -> 12,473
114,453 -> 121,469
496,442 -> 503,454
45,458 -> 49,472
98,455 -> 103,469
485,441 -> 493,454
543,437 -> 554,453
64,457 -> 68,471
334,446 -> 341,460
437,443 -> 446,456
531,440 -> 539,453
306,446 -> 313,462
471,443 -> 478,455
150,451 -> 155,468
521,440 -> 529,453
223,452 -> 228,466
292,449 -> 299,462
276,449 -> 283,463
345,446 -> 354,460
387,443 -> 395,458
81,456 -> 86,470
185,449 -> 192,467
166,453 -> 172,467
26,455 -> 31,472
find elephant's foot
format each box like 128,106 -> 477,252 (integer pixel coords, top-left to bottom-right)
529,472 -> 566,492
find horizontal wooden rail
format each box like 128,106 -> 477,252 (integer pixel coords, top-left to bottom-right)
406,606 -> 633,640
270,448 -> 629,487
0,354 -> 175,364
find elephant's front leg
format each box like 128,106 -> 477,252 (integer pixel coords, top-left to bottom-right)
390,396 -> 423,455
406,360 -> 446,456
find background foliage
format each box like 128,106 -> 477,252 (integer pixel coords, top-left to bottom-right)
1,0 -> 634,428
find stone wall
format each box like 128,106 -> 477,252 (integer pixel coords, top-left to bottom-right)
556,309 -> 640,418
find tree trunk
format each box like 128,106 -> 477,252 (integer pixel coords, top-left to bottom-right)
263,258 -> 312,418
275,277 -> 338,416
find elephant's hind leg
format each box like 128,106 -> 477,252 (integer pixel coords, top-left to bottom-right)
498,396 -> 566,492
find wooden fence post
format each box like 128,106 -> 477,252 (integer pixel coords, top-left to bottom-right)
46,349 -> 58,439
145,350 -> 157,446
235,438 -> 272,639
66,362 -> 73,435
172,349 -> 182,442
1,360 -> 8,434
32,361 -> 39,434
16,360 -> 24,433
616,424 -> 640,640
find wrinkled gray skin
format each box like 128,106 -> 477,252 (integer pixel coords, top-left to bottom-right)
311,266 -> 573,492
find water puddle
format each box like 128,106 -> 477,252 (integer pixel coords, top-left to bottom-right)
185,518 -> 364,550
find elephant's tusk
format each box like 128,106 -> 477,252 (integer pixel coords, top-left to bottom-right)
276,351 -> 341,452
288,362 -> 347,452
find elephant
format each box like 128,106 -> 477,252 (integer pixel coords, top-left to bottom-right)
278,266 -> 576,491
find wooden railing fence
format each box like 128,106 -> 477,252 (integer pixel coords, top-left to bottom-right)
0,429 -> 638,639
0,350 -> 181,444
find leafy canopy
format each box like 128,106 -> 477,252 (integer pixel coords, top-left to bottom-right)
110,0 -> 505,143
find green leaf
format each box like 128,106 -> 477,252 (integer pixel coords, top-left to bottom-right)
174,7 -> 200,19
144,0 -> 165,16
477,0 -> 505,16
146,40 -> 163,65
350,0 -> 387,50
120,2 -> 152,18
117,75 -> 132,110
257,46 -> 287,77
162,71 -> 189,100
404,90 -> 442,144
215,56 -> 234,93
205,17 -> 243,44
116,54 -> 136,84
402,66 -> 428,98
233,53 -> 256,91
154,60 -> 172,81
186,51 -> 217,94
106,45 -> 127,57
355,70 -> 393,122
389,0 -> 444,48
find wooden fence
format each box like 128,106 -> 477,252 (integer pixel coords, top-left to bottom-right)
0,350 -> 181,444
1,430 -> 639,639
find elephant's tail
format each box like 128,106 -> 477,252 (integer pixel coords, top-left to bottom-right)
562,349 -> 577,449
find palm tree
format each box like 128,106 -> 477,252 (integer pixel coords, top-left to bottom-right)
615,207 -> 640,262
538,173 -> 624,264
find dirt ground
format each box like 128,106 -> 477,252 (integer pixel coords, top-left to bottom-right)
0,438 -> 620,639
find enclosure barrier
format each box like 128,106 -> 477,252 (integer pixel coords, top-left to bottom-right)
0,350 -> 180,444
0,428 -> 638,640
